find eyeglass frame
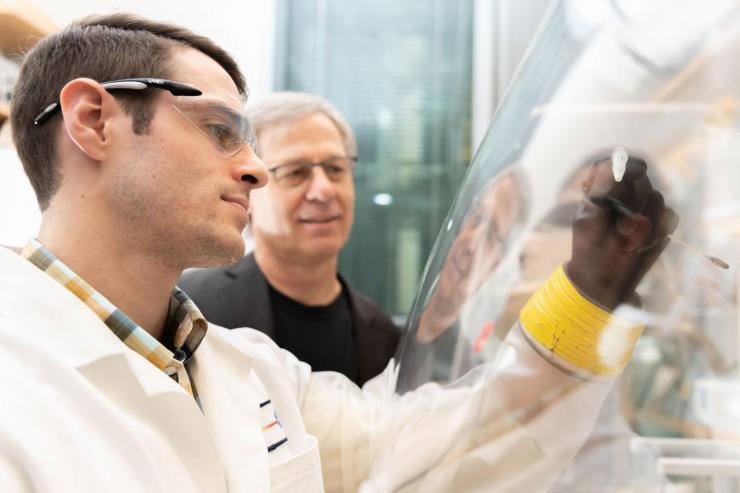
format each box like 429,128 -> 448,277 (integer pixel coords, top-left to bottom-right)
32,77 -> 256,156
33,78 -> 202,125
266,156 -> 358,188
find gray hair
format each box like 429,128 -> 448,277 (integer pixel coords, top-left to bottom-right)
246,91 -> 356,157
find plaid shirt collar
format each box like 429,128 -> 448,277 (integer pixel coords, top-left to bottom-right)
22,238 -> 208,397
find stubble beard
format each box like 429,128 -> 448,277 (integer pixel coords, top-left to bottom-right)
187,226 -> 246,268
111,176 -> 246,272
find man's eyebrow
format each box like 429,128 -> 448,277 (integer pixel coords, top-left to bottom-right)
278,154 -> 348,165
180,98 -> 243,117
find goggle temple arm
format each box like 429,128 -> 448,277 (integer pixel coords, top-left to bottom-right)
33,78 -> 202,126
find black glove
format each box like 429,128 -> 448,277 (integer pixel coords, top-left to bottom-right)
566,152 -> 679,310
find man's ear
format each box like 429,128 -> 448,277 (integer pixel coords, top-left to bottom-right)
58,78 -> 121,161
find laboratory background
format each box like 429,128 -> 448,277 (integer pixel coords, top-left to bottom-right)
0,0 -> 543,319
4,0 -> 740,491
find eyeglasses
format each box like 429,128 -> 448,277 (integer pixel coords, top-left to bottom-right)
267,156 -> 357,188
33,78 -> 201,125
33,77 -> 257,156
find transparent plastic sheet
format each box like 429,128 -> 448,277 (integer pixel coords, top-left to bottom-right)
353,0 -> 740,491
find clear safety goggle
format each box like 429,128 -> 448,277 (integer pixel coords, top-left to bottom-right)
33,77 -> 256,156
171,95 -> 257,156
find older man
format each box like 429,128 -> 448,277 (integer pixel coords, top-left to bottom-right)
179,92 -> 400,385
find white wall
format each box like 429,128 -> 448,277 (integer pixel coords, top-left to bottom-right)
472,0 -> 552,153
0,148 -> 40,246
27,0 -> 277,97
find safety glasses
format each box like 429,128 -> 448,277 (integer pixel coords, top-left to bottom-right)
33,77 -> 256,156
171,97 -> 257,156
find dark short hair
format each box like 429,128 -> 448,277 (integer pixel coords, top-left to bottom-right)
11,13 -> 245,210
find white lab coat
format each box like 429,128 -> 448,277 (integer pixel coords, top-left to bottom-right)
0,246 -> 615,492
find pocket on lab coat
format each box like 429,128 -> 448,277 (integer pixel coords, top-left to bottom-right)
270,435 -> 324,493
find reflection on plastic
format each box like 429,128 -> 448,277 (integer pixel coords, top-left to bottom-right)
362,1 -> 740,492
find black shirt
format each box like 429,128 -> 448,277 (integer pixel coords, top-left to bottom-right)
177,253 -> 400,385
268,283 -> 359,383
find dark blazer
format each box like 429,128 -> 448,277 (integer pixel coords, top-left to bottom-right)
178,253 -> 400,385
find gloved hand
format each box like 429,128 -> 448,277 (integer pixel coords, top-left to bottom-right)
566,152 -> 678,310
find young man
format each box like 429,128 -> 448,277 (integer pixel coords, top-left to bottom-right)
179,92 -> 399,386
0,13 -> 676,493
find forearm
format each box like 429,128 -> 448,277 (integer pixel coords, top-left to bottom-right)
307,266 -> 642,492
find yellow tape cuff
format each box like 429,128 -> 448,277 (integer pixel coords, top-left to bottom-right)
519,264 -> 644,376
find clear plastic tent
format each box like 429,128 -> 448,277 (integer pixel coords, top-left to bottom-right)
364,0 -> 740,491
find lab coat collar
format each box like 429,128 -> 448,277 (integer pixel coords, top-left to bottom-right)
1,246 -> 231,489
0,246 -> 195,399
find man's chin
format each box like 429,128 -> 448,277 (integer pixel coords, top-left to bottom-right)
301,233 -> 347,251
189,232 -> 246,268
299,243 -> 344,263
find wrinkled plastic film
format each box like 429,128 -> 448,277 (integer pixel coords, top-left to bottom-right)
347,1 -> 740,491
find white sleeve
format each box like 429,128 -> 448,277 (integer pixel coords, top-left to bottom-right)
0,454 -> 33,493
300,324 -> 614,493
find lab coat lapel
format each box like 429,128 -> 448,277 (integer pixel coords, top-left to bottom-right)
0,247 -> 228,490
0,246 -> 191,398
188,326 -> 273,491
75,352 -> 228,491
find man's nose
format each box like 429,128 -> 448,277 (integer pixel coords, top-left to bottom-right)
305,166 -> 336,202
231,146 -> 269,189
